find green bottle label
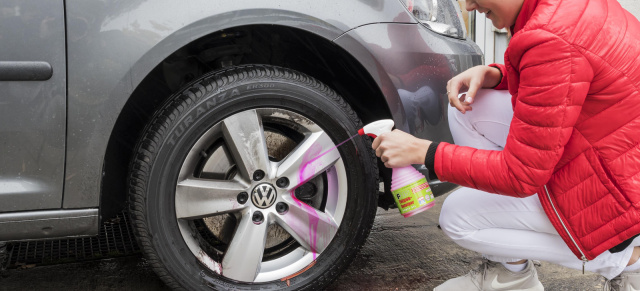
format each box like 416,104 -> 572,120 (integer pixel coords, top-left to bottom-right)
391,178 -> 434,215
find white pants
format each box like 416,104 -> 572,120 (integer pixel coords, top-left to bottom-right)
439,89 -> 637,279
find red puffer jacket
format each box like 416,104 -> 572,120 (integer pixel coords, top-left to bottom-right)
435,0 -> 640,261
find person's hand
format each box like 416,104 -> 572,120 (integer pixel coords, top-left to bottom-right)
446,65 -> 502,113
371,129 -> 432,168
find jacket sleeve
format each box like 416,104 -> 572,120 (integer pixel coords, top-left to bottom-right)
488,63 -> 509,90
435,29 -> 594,197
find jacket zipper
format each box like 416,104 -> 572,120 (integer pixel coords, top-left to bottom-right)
543,185 -> 589,273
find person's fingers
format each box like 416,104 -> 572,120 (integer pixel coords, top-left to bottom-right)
373,134 -> 388,158
449,91 -> 469,113
375,147 -> 383,158
374,133 -> 396,165
371,135 -> 382,151
447,79 -> 466,113
379,151 -> 392,167
447,78 -> 461,103
465,79 -> 482,104
458,94 -> 473,112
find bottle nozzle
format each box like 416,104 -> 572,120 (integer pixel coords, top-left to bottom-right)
359,119 -> 394,139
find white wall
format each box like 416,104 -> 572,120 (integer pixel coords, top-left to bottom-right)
619,0 -> 640,19
473,14 -> 508,64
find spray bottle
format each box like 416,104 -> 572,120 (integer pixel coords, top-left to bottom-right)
359,120 -> 435,218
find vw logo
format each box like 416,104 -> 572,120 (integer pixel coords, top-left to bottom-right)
251,183 -> 277,209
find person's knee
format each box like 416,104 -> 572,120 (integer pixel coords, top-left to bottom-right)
439,190 -> 475,240
447,103 -> 478,146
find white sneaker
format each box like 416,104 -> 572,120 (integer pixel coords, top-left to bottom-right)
434,259 -> 544,291
604,271 -> 640,291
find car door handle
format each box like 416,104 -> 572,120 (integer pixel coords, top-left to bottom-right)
0,61 -> 53,81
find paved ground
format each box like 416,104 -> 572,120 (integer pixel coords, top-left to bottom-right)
327,192 -> 606,291
0,191 -> 608,290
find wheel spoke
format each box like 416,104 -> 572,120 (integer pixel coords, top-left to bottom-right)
222,110 -> 271,181
276,131 -> 340,189
221,211 -> 269,282
175,179 -> 248,219
275,194 -> 339,256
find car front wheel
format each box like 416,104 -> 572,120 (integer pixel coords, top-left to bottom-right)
128,65 -> 378,290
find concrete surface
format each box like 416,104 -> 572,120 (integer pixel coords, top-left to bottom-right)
328,191 -> 606,291
0,192 -> 609,291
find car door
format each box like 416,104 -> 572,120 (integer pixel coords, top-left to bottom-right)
0,0 -> 66,212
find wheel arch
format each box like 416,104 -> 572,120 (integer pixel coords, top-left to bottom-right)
100,24 -> 392,220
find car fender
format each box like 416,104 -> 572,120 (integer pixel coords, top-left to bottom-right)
334,23 -> 484,141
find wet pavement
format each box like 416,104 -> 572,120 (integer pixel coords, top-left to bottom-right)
0,191 -> 607,290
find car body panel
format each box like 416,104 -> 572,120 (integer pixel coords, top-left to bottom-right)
62,0 -> 414,208
0,0 -> 67,212
334,23 -> 483,142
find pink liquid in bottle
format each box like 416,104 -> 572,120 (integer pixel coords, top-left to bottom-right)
390,166 -> 435,218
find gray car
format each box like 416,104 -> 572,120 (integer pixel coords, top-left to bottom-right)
0,0 -> 482,289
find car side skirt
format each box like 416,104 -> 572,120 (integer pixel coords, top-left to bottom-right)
0,209 -> 98,241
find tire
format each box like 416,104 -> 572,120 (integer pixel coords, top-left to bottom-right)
128,65 -> 378,290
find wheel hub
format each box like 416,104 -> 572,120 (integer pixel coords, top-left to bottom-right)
251,183 -> 277,209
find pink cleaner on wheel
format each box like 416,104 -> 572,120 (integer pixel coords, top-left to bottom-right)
358,120 -> 435,217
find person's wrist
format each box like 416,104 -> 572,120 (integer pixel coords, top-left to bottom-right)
413,139 -> 432,165
486,66 -> 503,88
